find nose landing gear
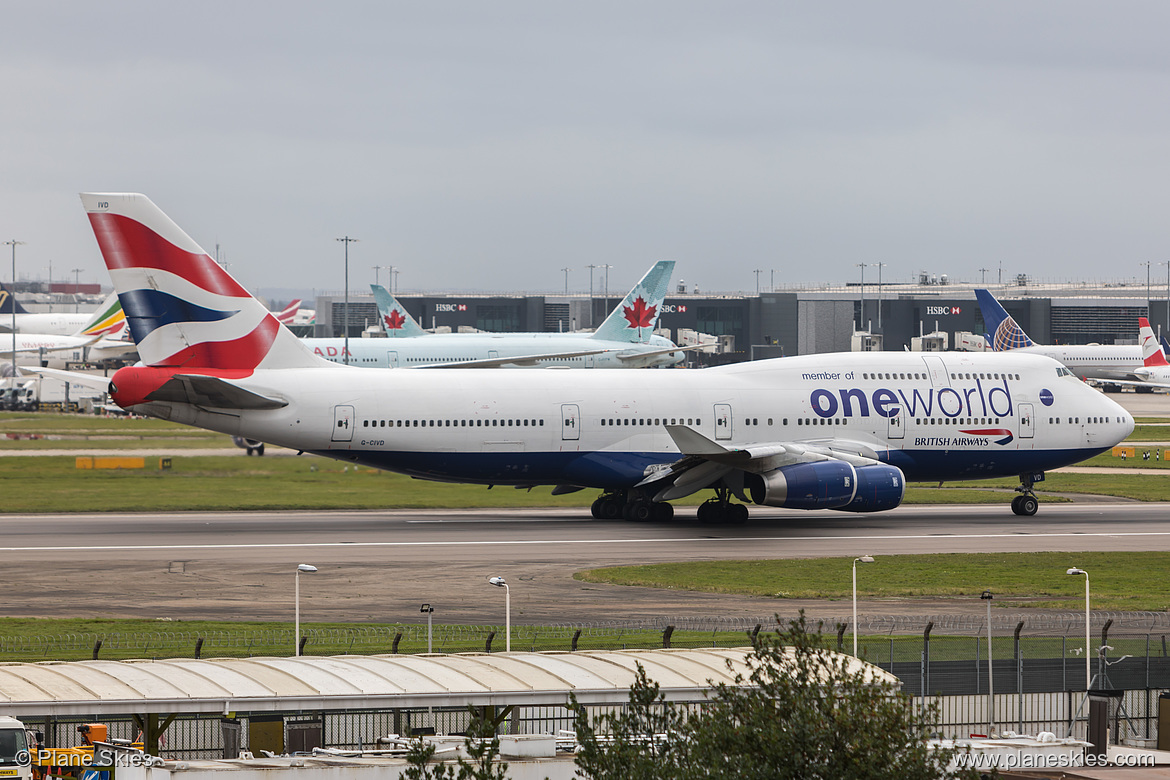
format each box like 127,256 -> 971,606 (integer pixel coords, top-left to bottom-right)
1011,472 -> 1043,516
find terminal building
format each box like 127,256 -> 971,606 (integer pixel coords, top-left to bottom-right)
312,276 -> 1166,361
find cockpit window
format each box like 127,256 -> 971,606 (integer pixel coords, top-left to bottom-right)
1056,367 -> 1076,378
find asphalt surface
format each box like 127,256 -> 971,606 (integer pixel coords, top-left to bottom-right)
3,502 -> 1167,625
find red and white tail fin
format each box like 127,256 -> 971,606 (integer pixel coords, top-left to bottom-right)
1139,317 -> 1169,367
81,193 -> 324,371
274,299 -> 302,326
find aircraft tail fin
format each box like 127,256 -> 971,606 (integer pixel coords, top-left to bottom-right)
0,283 -> 30,315
72,291 -> 127,338
370,284 -> 428,337
974,289 -> 1034,350
591,260 -> 675,343
1139,317 -> 1169,367
274,299 -> 302,326
81,193 -> 323,370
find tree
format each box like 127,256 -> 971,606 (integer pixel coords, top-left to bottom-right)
402,707 -> 510,780
572,614 -> 977,780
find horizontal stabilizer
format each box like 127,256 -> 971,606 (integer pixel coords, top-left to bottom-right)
145,374 -> 288,410
23,367 -> 112,392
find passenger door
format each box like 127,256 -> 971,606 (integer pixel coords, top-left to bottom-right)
561,404 -> 580,441
1018,403 -> 1034,439
386,351 -> 399,368
887,404 -> 905,439
332,405 -> 354,442
714,403 -> 732,440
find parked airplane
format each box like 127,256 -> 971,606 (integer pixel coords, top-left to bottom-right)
1091,318 -> 1170,391
0,291 -> 136,372
81,193 -> 1132,519
0,285 -> 127,337
273,299 -> 301,327
975,289 -> 1144,384
301,263 -> 685,368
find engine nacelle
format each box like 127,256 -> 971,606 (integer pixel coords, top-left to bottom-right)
834,464 -> 906,513
746,461 -> 857,510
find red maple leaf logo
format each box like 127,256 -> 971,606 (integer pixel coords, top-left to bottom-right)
623,295 -> 657,329
383,310 -> 407,330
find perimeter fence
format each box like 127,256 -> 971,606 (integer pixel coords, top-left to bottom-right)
7,612 -> 1170,754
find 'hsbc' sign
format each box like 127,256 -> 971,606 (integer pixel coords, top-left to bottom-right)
660,304 -> 688,313
925,306 -> 961,316
435,304 -> 468,312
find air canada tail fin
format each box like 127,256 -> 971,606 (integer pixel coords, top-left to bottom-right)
80,193 -> 323,371
370,284 -> 428,337
591,260 -> 675,343
1139,317 -> 1169,367
72,291 -> 127,338
0,284 -> 30,315
974,289 -> 1034,350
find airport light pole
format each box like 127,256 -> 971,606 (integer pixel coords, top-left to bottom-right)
1142,261 -> 1153,317
981,590 -> 995,735
4,241 -> 25,382
873,262 -> 887,331
488,576 -> 510,652
852,555 -> 874,657
421,603 -> 434,653
372,265 -> 389,289
586,264 -> 598,328
1162,261 -> 1170,334
294,563 -> 318,656
336,237 -> 359,365
753,269 -> 762,295
600,264 -> 613,314
855,263 -> 867,331
561,267 -> 571,295
1067,567 -> 1090,689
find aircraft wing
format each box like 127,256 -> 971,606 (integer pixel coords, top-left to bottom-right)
614,344 -> 704,362
639,425 -> 887,502
143,374 -> 289,410
410,348 -> 613,368
1087,378 -> 1170,391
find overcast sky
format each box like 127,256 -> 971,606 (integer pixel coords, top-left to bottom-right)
3,1 -> 1170,298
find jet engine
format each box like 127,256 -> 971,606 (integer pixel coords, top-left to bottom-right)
834,464 -> 905,513
746,461 -> 857,510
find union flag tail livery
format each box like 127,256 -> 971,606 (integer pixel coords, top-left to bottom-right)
370,284 -> 428,337
591,260 -> 675,343
1139,317 -> 1168,367
81,193 -> 321,371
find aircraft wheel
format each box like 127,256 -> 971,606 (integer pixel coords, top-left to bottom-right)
696,501 -> 714,524
624,502 -> 654,522
653,502 -> 674,522
599,498 -> 623,520
1010,496 -> 1022,515
728,503 -> 749,525
590,499 -> 604,519
246,447 -> 255,456
256,443 -> 265,456
1018,495 -> 1038,516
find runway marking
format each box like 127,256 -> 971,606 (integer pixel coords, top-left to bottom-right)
3,530 -> 1170,553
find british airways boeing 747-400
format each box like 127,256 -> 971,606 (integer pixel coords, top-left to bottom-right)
79,194 -> 1133,520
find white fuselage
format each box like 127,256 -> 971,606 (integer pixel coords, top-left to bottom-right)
1009,344 -> 1143,381
302,333 -> 684,368
128,351 -> 1132,490
0,312 -> 92,336
0,333 -> 135,369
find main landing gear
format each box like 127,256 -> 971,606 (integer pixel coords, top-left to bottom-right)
590,491 -> 675,522
1011,472 -> 1042,516
696,488 -> 749,525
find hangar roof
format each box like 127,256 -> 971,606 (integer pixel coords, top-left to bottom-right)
0,648 -> 897,717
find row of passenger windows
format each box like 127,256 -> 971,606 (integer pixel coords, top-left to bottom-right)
916,418 -> 1001,426
603,418 -> 700,427
859,372 -> 1022,381
363,419 -> 546,428
1048,416 -> 1124,425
